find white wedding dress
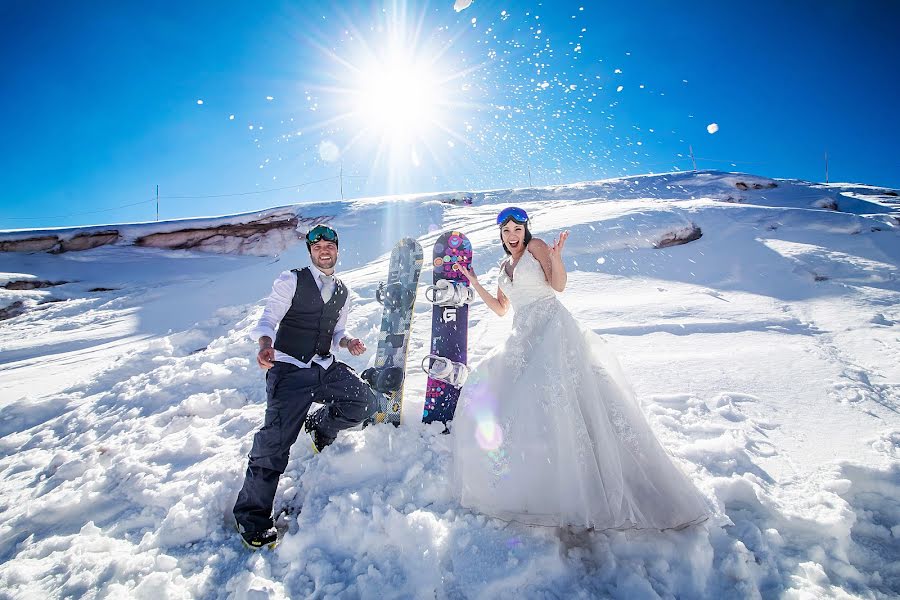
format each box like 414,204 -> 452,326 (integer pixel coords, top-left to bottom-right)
452,250 -> 709,529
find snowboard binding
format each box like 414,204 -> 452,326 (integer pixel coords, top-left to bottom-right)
362,366 -> 405,393
425,279 -> 474,307
421,354 -> 470,388
376,281 -> 417,310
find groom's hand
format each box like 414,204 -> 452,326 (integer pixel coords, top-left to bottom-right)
347,338 -> 366,356
257,336 -> 275,370
257,347 -> 275,370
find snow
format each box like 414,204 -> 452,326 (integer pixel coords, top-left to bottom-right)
318,141 -> 340,163
1,171 -> 899,598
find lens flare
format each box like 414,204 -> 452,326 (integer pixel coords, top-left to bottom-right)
475,416 -> 503,451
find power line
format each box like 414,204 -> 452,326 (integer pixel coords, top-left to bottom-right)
1,175 -> 342,222
2,198 -> 157,221
2,156 -> 778,223
693,157 -> 769,166
159,176 -> 340,199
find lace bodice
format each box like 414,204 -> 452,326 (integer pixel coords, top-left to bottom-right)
498,250 -> 556,309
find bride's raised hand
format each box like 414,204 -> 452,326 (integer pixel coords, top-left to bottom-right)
456,263 -> 478,284
550,230 -> 570,260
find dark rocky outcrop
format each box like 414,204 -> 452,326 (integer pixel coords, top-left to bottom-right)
0,231 -> 119,253
735,181 -> 778,191
0,301 -> 26,321
0,210 -> 312,256
3,280 -> 68,290
56,231 -> 120,253
654,224 -> 702,248
134,214 -> 300,252
0,236 -> 59,253
813,198 -> 839,211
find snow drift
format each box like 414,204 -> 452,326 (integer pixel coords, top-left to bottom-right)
0,170 -> 898,599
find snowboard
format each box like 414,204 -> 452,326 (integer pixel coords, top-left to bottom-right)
364,237 -> 424,426
422,231 -> 472,425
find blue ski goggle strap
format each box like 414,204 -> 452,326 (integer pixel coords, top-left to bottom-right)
496,206 -> 529,226
306,224 -> 339,245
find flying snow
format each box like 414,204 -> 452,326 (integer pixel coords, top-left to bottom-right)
319,140 -> 340,162
707,123 -> 719,134
454,0 -> 474,12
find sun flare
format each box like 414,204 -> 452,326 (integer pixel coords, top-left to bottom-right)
353,53 -> 442,143
306,7 -> 478,191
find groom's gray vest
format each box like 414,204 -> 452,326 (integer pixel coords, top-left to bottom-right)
274,267 -> 348,363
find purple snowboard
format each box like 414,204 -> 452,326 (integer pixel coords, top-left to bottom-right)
422,231 -> 472,425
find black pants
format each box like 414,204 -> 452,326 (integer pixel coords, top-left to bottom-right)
233,360 -> 378,531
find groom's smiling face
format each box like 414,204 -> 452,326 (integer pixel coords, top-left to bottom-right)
310,240 -> 338,272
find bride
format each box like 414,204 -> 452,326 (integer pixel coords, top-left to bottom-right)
453,206 -> 709,530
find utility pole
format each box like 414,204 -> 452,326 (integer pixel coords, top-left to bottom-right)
339,161 -> 344,200
156,185 -> 159,221
528,165 -> 533,187
825,150 -> 829,183
689,145 -> 697,171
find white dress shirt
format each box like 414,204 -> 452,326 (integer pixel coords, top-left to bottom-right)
251,265 -> 352,370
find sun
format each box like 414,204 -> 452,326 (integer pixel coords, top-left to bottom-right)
305,6 -> 478,191
352,52 -> 441,144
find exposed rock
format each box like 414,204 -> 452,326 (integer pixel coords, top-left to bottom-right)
0,236 -> 58,253
654,224 -> 702,248
438,194 -> 474,206
734,181 -> 777,191
37,298 -> 66,305
0,301 -> 26,321
89,287 -> 119,292
884,191 -> 898,197
134,214 -> 301,255
0,211 -> 312,256
0,230 -> 119,254
56,231 -> 120,253
3,280 -> 69,290
813,198 -> 839,211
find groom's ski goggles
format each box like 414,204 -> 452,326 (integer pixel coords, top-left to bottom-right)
306,224 -> 339,248
496,206 -> 529,226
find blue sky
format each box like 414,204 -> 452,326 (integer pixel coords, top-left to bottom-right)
1,0 -> 898,230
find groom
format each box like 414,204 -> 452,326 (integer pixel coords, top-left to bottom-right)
233,224 -> 379,549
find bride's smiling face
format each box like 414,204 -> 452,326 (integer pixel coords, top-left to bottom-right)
501,222 -> 527,254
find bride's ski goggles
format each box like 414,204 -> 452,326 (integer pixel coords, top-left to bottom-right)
496,206 -> 529,226
306,224 -> 339,247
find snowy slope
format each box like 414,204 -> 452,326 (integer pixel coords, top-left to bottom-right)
0,171 -> 898,599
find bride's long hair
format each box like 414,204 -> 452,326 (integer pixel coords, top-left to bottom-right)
501,222 -> 533,255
